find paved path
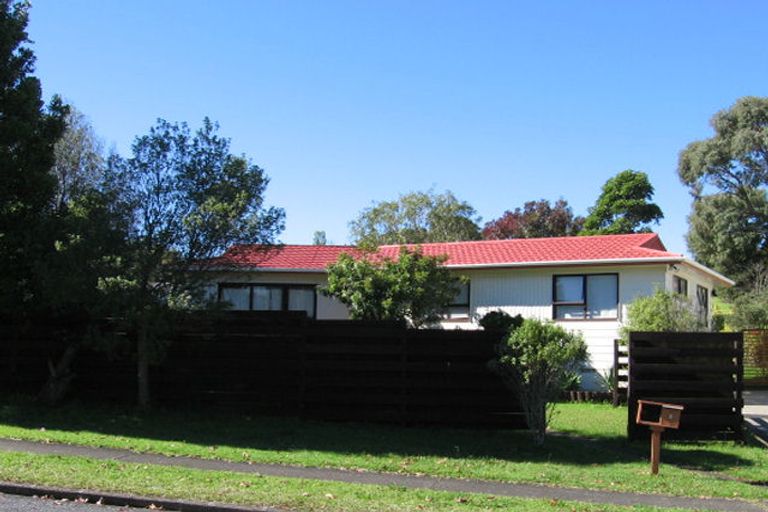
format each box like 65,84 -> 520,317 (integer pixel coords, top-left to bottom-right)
0,438 -> 765,512
744,389 -> 768,445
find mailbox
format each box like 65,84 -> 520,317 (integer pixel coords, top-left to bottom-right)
636,400 -> 684,429
635,400 -> 684,475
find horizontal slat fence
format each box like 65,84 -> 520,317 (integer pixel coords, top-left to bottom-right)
0,313 -> 524,428
627,331 -> 743,440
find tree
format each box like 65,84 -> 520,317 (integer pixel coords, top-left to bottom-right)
581,170 -> 663,235
489,319 -> 588,444
104,118 -> 285,407
349,190 -> 481,248
51,106 -> 104,212
0,0 -> 67,318
312,230 -> 327,245
678,97 -> 768,290
323,248 -> 461,327
482,199 -> 583,239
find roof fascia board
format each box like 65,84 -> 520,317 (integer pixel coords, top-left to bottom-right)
443,257 -> 683,270
679,259 -> 736,287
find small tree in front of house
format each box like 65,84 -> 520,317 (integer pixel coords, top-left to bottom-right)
490,318 -> 588,444
323,248 -> 461,327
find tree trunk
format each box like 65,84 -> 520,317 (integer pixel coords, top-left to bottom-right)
39,343 -> 79,405
137,317 -> 150,409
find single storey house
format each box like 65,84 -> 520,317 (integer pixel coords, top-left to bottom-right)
207,233 -> 733,387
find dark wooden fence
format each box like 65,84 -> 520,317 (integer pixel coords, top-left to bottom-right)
1,313 -> 524,428
627,331 -> 743,440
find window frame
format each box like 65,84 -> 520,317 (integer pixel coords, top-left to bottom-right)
444,280 -> 471,320
552,273 -> 619,321
217,283 -> 318,319
673,276 -> 688,297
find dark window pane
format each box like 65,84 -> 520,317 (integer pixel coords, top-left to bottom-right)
555,276 -> 584,303
220,286 -> 250,311
586,274 -> 618,319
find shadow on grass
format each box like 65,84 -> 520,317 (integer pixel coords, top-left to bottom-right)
0,396 -> 755,474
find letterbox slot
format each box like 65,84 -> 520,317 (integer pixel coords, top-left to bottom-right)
639,403 -> 662,424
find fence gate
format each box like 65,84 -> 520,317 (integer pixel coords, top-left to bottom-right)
627,331 -> 743,440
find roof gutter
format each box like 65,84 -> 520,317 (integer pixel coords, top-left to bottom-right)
207,257 -> 735,287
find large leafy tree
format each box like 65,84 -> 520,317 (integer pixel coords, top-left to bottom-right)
678,97 -> 768,290
349,190 -> 481,248
581,170 -> 663,235
104,118 -> 285,407
51,106 -> 104,212
324,248 -> 460,327
0,0 -> 67,317
482,199 -> 583,239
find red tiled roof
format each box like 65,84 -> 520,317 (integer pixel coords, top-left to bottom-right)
215,244 -> 361,270
215,233 -> 681,271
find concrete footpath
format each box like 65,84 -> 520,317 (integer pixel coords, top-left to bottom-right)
744,390 -> 768,445
0,438 -> 765,512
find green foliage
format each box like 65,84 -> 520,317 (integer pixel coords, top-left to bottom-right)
581,170 -> 663,235
685,192 -> 768,288
323,248 -> 460,327
621,289 -> 705,339
349,190 -> 481,248
482,199 -> 583,239
678,97 -> 768,292
312,230 -> 327,245
490,319 -> 588,444
729,290 -> 768,330
478,310 -> 523,332
52,107 -> 104,212
0,0 -> 67,317
105,118 -> 285,406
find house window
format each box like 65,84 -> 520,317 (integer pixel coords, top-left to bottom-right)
218,283 -> 316,318
673,276 -> 688,296
553,274 -> 618,320
444,281 -> 470,319
696,285 -> 709,325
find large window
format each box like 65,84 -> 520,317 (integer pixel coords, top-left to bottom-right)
218,283 -> 316,318
553,274 -> 618,320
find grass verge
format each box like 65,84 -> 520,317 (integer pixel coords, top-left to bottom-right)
0,450 -> 712,512
0,400 -> 765,501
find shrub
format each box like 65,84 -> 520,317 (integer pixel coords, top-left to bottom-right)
621,289 -> 704,340
489,318 -> 588,444
478,310 -> 523,333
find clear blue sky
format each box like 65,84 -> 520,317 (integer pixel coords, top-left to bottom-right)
27,0 -> 768,255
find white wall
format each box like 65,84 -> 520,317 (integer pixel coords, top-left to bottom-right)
443,264 -> 667,389
665,263 -> 721,328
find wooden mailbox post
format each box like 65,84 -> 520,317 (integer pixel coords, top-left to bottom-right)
635,400 -> 684,475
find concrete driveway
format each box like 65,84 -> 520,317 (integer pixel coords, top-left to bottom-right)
743,389 -> 768,444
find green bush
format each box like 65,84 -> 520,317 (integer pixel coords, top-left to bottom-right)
478,310 -> 523,333
621,289 -> 704,340
490,318 -> 588,444
323,248 -> 460,327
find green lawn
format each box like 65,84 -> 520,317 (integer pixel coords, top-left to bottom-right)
0,450 -> 695,512
0,399 -> 765,504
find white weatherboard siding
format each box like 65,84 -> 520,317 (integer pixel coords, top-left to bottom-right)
443,265 -> 667,389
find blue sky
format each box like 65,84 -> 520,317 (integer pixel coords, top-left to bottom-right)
28,1 -> 768,254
